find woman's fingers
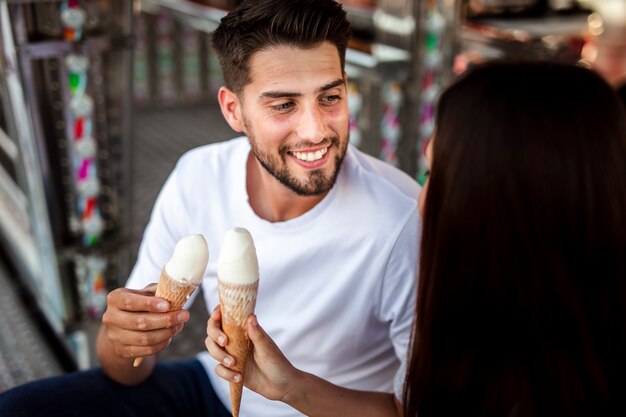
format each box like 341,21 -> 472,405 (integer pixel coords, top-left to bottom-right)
207,305 -> 229,347
205,335 -> 236,368
215,363 -> 241,383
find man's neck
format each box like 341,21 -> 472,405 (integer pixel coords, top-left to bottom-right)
246,152 -> 326,222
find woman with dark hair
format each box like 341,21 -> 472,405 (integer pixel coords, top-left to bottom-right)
407,61 -> 626,417
207,61 -> 626,417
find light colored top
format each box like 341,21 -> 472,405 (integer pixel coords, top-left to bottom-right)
126,137 -> 421,417
217,227 -> 259,285
394,357 -> 407,402
164,234 -> 209,284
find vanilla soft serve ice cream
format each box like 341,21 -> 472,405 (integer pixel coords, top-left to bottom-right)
165,234 -> 209,284
217,228 -> 259,285
216,227 -> 259,417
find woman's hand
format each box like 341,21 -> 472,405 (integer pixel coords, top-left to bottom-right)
205,306 -> 299,402
206,306 -> 401,417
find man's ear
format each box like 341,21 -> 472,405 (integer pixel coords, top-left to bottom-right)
218,86 -> 244,132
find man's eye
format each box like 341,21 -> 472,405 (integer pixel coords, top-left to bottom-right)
322,95 -> 341,105
272,102 -> 295,111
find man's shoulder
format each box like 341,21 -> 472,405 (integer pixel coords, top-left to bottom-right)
176,136 -> 248,171
346,146 -> 421,200
179,136 -> 247,160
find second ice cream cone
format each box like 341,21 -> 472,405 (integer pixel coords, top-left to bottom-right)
216,227 -> 260,416
218,279 -> 259,417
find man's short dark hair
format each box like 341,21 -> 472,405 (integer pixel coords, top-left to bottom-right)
212,0 -> 350,94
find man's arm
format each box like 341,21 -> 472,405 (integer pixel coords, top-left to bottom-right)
96,285 -> 189,385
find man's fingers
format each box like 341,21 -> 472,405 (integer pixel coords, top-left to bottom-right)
107,287 -> 171,313
116,339 -> 173,360
108,324 -> 183,347
103,309 -> 189,332
139,283 -> 158,295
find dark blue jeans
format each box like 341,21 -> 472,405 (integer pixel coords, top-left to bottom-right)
0,358 -> 231,417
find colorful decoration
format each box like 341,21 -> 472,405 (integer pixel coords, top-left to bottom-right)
66,53 -> 104,246
416,2 -> 446,180
380,81 -> 402,165
74,254 -> 107,319
62,2 -> 109,321
60,0 -> 87,42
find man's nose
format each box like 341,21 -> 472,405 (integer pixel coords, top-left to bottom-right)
296,104 -> 327,144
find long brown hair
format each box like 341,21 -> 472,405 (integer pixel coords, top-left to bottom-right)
404,61 -> 626,417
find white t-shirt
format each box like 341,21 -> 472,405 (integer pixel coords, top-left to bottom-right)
127,137 -> 420,417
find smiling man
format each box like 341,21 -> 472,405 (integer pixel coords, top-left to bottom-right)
0,1 -> 421,416
220,42 -> 351,221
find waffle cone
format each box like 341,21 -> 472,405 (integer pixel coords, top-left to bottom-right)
132,268 -> 200,367
217,280 -> 259,417
155,268 -> 199,310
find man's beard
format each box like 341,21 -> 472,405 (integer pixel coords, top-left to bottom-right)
244,119 -> 348,196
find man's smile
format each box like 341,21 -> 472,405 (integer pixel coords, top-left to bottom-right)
291,147 -> 328,162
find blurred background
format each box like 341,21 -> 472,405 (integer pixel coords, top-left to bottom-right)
0,0 -> 624,392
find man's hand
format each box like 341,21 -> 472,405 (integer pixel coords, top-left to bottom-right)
101,284 -> 190,360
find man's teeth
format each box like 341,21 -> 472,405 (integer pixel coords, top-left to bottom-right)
293,147 -> 327,162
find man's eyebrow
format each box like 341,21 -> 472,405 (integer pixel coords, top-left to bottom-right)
259,79 -> 345,100
317,78 -> 345,93
260,91 -> 302,99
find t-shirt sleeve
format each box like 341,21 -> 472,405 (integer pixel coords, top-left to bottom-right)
126,163 -> 190,290
379,207 -> 420,368
393,356 -> 407,402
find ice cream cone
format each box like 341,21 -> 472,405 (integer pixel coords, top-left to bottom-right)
133,234 -> 209,368
132,268 -> 201,367
216,228 -> 260,416
218,279 -> 259,417
155,267 -> 199,310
